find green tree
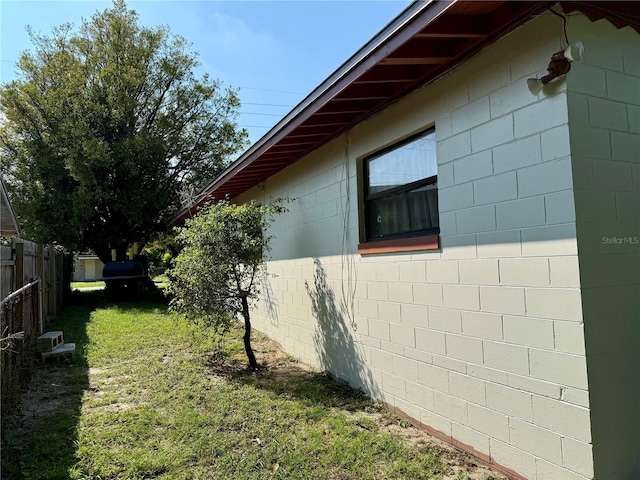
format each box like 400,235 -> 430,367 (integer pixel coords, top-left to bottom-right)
0,0 -> 248,263
167,199 -> 286,370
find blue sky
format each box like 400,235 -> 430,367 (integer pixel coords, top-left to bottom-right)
0,0 -> 411,146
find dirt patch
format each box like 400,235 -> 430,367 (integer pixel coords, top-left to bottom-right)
237,332 -> 509,480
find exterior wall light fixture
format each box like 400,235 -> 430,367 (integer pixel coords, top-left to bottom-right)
527,41 -> 584,95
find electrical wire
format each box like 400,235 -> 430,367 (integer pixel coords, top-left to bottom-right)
548,6 -> 570,49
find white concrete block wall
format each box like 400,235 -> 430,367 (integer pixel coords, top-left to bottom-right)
233,12 -> 640,480
566,15 -> 640,480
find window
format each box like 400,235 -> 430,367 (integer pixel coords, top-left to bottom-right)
360,128 -> 439,252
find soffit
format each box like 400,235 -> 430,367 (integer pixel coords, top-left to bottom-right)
170,0 -> 640,225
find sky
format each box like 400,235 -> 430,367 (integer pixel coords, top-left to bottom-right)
0,0 -> 412,146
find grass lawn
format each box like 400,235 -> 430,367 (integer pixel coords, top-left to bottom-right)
71,281 -> 106,289
2,292 -> 504,480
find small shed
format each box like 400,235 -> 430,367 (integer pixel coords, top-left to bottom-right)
73,255 -> 104,282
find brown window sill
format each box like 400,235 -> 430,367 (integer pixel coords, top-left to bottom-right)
358,234 -> 440,255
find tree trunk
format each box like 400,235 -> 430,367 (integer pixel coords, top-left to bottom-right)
241,295 -> 258,371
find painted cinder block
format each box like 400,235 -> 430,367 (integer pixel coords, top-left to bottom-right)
461,311 -> 503,340
469,62 -> 512,101
554,321 -> 586,355
496,196 -> 546,230
438,161 -> 455,188
413,283 -> 443,307
592,158 -> 634,191
483,340 -> 530,376
356,298 -> 379,319
366,281 -> 388,301
415,328 -> 446,355
517,158 -> 574,198
420,409 -> 453,439
535,458 -> 592,480
443,284 -> 480,311
471,114 -> 514,153
378,301 -> 401,324
382,371 -> 407,400
439,234 -> 478,260
562,436 -> 595,478
567,62 -> 607,97
468,363 -> 509,386
439,183 -> 474,212
529,349 -> 588,390
545,190 -> 576,225
474,171 -> 518,206
455,205 -> 497,234
525,287 -> 583,321
477,229 -> 522,258
490,440 -> 537,480
433,390 -> 468,424
405,380 -> 435,411
417,362 -> 450,393
400,303 -> 427,327
438,130 -> 472,162
605,70 -> 640,105
368,319 -> 391,342
479,286 -> 525,315
532,396 -> 592,443
467,403 -> 510,442
486,382 -> 533,421
458,259 -> 499,286
452,96 -> 491,134
514,95 -> 568,139
509,417 -> 563,464
451,422 -> 491,456
453,150 -> 493,184
500,257 -> 550,287
428,306 -> 462,333
369,347 -> 393,373
570,124 -> 612,160
588,97 -> 629,131
389,323 -> 415,348
448,371 -> 487,406
445,333 -> 484,364
426,260 -> 459,284
503,315 -> 554,349
392,354 -> 418,383
398,261 -> 426,283
492,135 -> 541,173
433,354 -> 467,374
541,124 -> 571,162
389,282 -> 413,304
521,224 -> 578,257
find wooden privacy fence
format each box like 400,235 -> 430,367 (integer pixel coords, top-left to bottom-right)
0,238 -> 64,328
1,238 -> 64,415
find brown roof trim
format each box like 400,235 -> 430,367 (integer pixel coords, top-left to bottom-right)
168,0 -> 640,226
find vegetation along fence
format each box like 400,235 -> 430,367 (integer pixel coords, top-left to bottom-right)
1,238 -> 65,417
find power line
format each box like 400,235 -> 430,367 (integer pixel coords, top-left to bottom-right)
240,112 -> 286,117
243,102 -> 293,107
237,86 -> 304,95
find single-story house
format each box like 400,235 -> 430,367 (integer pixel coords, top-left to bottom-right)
170,2 -> 640,479
73,254 -> 104,282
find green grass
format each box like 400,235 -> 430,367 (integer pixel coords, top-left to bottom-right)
2,292 -> 497,480
71,281 -> 106,289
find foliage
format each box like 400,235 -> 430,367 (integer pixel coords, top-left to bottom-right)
167,199 -> 286,369
141,231 -> 180,272
0,0 -> 248,263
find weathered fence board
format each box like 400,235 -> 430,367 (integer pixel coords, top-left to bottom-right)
1,239 -> 65,419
